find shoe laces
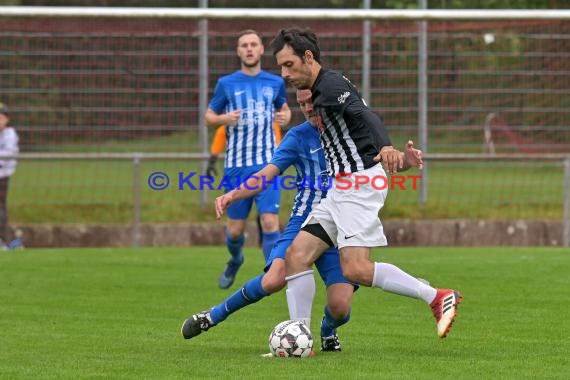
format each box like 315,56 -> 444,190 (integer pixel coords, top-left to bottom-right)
321,334 -> 341,350
195,312 -> 213,331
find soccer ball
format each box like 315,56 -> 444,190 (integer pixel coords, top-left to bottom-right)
268,320 -> 314,358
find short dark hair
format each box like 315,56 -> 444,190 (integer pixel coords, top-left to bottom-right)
270,28 -> 321,64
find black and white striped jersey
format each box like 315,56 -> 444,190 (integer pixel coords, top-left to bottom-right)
311,69 -> 392,176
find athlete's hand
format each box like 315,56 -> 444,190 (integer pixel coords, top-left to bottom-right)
274,110 -> 288,127
404,140 -> 423,170
215,192 -> 234,219
374,145 -> 403,174
225,110 -> 241,126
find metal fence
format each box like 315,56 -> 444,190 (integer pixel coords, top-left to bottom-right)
2,8 -> 570,153
10,152 -> 570,247
1,7 -> 569,245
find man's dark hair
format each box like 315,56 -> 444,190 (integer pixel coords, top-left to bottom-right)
270,28 -> 321,64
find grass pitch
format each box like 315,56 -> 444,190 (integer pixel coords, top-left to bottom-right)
0,246 -> 568,379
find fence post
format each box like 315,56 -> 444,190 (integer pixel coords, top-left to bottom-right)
361,0 -> 371,103
132,154 -> 142,247
199,0 -> 209,208
562,156 -> 570,247
418,0 -> 428,205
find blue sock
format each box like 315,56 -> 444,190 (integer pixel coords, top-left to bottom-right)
226,231 -> 245,261
210,274 -> 268,324
321,305 -> 351,338
261,230 -> 280,261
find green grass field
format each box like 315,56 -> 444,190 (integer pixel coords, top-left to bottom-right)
10,159 -> 564,223
1,247 -> 568,379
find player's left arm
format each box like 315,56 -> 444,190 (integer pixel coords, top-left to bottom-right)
274,80 -> 291,128
275,102 -> 291,129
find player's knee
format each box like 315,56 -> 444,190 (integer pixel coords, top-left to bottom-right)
226,223 -> 245,238
327,284 -> 353,318
260,213 -> 279,232
327,300 -> 350,320
341,263 -> 366,285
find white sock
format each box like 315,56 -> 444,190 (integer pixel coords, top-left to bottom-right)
285,270 -> 315,328
372,262 -> 437,304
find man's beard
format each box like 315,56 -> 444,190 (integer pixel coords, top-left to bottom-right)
242,59 -> 260,68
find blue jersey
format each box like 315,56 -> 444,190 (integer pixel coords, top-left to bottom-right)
208,70 -> 287,169
270,121 -> 329,219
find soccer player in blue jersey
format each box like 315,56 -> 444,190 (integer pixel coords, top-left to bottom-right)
182,89 -> 356,352
205,30 -> 292,289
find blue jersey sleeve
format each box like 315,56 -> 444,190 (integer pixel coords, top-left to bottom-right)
208,79 -> 228,114
269,129 -> 299,174
274,79 -> 287,110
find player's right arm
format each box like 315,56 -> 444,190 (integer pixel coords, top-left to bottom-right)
204,79 -> 241,128
205,108 -> 241,128
215,164 -> 280,219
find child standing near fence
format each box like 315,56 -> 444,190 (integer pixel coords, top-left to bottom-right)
0,102 -> 23,250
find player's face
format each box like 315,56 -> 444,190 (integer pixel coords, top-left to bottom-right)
237,33 -> 264,68
296,89 -> 317,124
275,45 -> 314,89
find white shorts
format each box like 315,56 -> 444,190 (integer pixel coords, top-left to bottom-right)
302,164 -> 388,249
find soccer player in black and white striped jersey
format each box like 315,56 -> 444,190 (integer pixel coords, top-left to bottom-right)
271,28 -> 462,339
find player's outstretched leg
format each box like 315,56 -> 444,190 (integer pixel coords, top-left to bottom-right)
370,262 -> 462,338
430,289 -> 463,338
181,310 -> 215,340
182,274 -> 270,340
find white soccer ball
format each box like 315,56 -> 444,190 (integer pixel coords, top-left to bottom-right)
268,320 -> 314,358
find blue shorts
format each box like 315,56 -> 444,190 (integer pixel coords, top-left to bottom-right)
224,165 -> 281,220
265,215 -> 357,289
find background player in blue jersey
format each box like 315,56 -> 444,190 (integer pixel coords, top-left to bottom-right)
182,89 -> 355,352
204,30 -> 292,289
